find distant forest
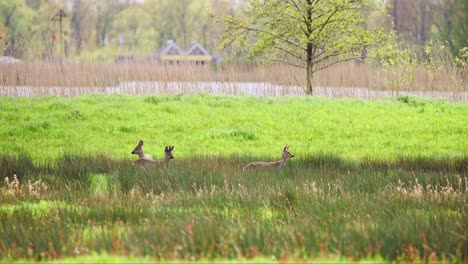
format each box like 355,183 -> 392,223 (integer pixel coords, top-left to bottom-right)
0,0 -> 466,62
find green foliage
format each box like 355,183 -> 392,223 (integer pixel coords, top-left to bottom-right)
0,0 -> 463,65
217,0 -> 394,94
376,40 -> 415,67
0,0 -> 35,58
455,47 -> 468,69
0,0 -> 231,60
108,5 -> 156,51
396,95 -> 426,107
436,0 -> 468,57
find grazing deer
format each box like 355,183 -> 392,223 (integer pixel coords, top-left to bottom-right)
131,139 -> 174,166
243,146 -> 295,171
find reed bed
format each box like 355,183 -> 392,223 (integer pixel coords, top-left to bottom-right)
2,81 -> 467,100
0,62 -> 466,99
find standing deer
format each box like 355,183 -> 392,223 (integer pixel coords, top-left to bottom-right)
243,146 -> 295,171
131,139 -> 174,166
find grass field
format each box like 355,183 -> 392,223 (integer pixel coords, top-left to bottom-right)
0,94 -> 467,262
1,94 -> 466,162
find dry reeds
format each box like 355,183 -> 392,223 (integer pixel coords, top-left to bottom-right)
0,61 -> 466,99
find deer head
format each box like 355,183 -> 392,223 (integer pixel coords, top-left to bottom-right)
282,145 -> 295,159
131,139 -> 145,157
164,146 -> 174,161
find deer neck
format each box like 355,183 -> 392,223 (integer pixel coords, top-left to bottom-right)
278,155 -> 288,168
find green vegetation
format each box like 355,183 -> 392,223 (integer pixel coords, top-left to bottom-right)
0,94 -> 466,163
0,0 -> 229,61
0,94 -> 467,262
217,0 -> 392,94
1,0 -> 466,64
1,0 -> 466,261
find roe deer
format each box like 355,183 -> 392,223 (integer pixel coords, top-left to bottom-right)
243,146 -> 294,171
131,139 -> 174,166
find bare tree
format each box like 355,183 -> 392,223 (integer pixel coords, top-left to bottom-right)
71,0 -> 96,54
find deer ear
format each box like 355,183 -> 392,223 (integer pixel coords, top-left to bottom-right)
138,140 -> 144,146
170,146 -> 174,151
284,145 -> 289,151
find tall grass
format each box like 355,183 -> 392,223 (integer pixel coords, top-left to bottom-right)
0,61 -> 465,94
0,154 -> 466,262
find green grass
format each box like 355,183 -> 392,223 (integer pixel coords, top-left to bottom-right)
0,94 -> 466,163
0,94 -> 466,262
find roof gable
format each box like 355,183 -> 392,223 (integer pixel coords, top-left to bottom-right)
155,40 -> 183,57
185,42 -> 209,56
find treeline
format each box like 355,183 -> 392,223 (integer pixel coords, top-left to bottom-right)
0,0 -> 232,61
0,0 -> 466,62
390,0 -> 466,56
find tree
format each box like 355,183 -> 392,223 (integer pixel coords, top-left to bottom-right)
96,0 -> 131,47
0,0 -> 34,57
0,21 -> 7,53
435,0 -> 467,56
217,0 -> 392,94
28,1 -> 65,60
145,0 -> 214,50
71,0 -> 96,54
390,0 -> 434,46
109,5 -> 155,51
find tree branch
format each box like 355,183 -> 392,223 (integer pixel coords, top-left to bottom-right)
235,24 -> 307,52
271,58 -> 305,69
272,44 -> 305,61
312,56 -> 358,74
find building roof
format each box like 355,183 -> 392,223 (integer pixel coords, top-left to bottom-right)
154,39 -> 183,58
185,41 -> 210,56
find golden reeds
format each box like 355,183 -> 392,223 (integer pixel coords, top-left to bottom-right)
0,62 -> 466,99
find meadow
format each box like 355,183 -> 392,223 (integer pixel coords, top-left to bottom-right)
0,94 -> 467,262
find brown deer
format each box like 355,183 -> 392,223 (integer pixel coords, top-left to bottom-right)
243,146 -> 294,171
131,139 -> 174,166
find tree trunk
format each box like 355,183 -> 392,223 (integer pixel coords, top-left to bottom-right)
419,0 -> 427,44
392,0 -> 398,31
306,65 -> 313,95
305,0 -> 313,95
306,43 -> 313,95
